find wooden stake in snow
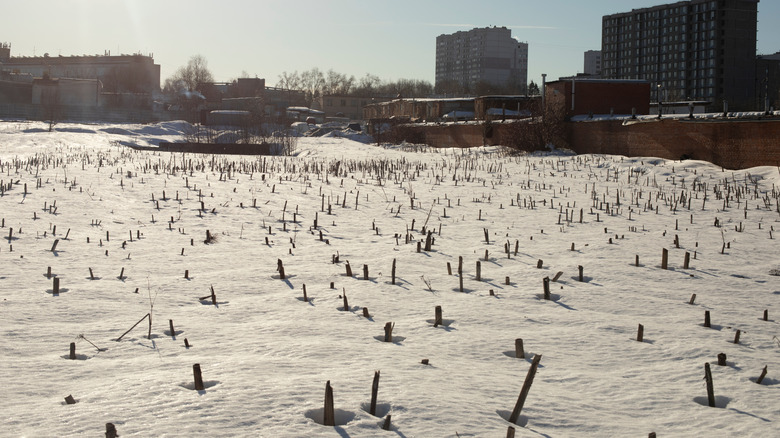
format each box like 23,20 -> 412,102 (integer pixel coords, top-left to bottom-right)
345,262 -> 353,277
689,294 -> 697,305
434,306 -> 443,327
105,423 -> 117,438
370,370 -> 380,416
391,258 -> 396,285
69,342 -> 76,359
661,248 -> 668,270
764,309 -> 769,321
382,415 -> 391,431
515,339 -> 525,359
193,364 -> 205,391
51,239 -> 59,252
756,365 -> 768,384
508,354 -> 542,424
637,324 -> 644,342
383,322 -> 394,342
733,330 -> 741,344
537,259 -> 543,269
169,319 -> 176,339
323,381 -> 335,426
578,265 -> 584,282
342,292 -> 349,311
53,277 -> 60,296
476,261 -> 482,281
704,362 -> 715,407
704,310 -> 711,328
717,353 -> 727,366
277,259 -> 285,279
684,252 -> 691,269
65,395 -> 76,405
363,264 -> 369,280
543,277 -> 551,300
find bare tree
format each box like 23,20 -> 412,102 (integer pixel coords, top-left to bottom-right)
164,55 -> 214,94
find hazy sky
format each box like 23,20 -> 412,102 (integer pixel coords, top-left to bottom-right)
3,0 -> 779,87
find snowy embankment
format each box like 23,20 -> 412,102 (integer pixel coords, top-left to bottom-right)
1,120 -> 778,437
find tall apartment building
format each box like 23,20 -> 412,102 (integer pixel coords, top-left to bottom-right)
584,50 -> 602,76
601,0 -> 759,110
435,26 -> 528,94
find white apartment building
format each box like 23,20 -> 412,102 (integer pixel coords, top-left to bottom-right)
584,50 -> 602,77
435,26 -> 528,94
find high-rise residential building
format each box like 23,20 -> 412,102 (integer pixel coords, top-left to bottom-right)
584,50 -> 602,77
435,26 -> 528,94
601,0 -> 759,110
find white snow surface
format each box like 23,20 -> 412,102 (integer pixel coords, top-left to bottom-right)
1,120 -> 779,437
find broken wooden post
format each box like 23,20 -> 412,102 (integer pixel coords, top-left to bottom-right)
684,252 -> 691,269
507,426 -> 516,438
543,277 -> 550,300
169,320 -> 176,339
47,266 -> 52,279
578,265 -> 584,282
184,338 -> 190,348
689,294 -> 697,305
661,248 -> 668,269
184,269 -> 189,279
53,277 -> 60,296
537,259 -> 543,269
277,259 -> 285,279
733,330 -> 741,344
382,415 -> 391,431
193,364 -> 205,390
323,381 -> 335,426
434,306 -> 443,327
508,354 -> 542,424
704,310 -> 711,328
105,423 -> 117,438
69,342 -> 76,359
756,365 -> 768,384
302,284 -> 308,302
704,362 -> 715,407
345,262 -> 352,277
342,292 -> 349,311
515,339 -> 524,359
51,239 -> 59,252
362,308 -> 370,318
505,276 -> 510,285
363,264 -> 369,280
764,309 -> 769,321
717,353 -> 727,366
65,395 -> 76,405
210,285 -> 217,306
637,324 -> 644,342
383,322 -> 394,342
370,371 -> 380,416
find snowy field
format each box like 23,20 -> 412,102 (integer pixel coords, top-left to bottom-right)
1,120 -> 779,437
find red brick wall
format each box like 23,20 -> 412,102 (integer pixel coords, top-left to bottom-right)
568,118 -> 780,169
399,118 -> 780,170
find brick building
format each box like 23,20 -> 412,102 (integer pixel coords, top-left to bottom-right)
545,78 -> 651,118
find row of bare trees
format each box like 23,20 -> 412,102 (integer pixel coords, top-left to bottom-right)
276,69 -> 434,107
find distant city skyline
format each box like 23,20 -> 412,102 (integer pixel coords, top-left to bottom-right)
2,0 -> 778,89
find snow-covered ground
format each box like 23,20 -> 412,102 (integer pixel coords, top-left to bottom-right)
1,120 -> 778,437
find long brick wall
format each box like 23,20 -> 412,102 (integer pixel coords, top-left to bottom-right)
567,118 -> 780,169
402,118 -> 780,170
